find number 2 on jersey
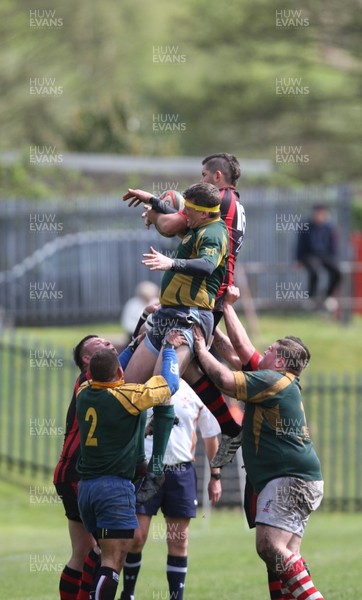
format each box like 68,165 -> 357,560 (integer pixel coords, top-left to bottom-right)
85,407 -> 98,446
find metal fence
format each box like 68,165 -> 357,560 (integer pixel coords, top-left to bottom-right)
0,185 -> 357,325
1,336 -> 361,511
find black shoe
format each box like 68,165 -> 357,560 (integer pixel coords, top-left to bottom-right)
136,472 -> 165,504
210,429 -> 243,468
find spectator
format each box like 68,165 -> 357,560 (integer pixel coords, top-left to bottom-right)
296,204 -> 342,310
121,281 -> 159,342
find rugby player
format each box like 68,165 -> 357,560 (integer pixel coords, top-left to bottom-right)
193,287 -> 325,600
76,342 -> 179,600
123,153 -> 246,470
123,182 -> 229,501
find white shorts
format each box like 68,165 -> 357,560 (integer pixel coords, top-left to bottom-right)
255,477 -> 324,537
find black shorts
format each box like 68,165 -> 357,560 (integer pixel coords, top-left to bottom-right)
212,310 -> 224,331
244,475 -> 257,529
55,481 -> 82,522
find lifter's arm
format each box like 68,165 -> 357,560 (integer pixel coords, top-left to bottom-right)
213,326 -> 243,370
223,287 -> 256,366
193,325 -> 237,398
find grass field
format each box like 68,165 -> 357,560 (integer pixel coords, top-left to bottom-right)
1,473 -> 361,599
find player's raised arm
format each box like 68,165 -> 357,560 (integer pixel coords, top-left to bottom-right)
213,326 -> 243,370
193,324 -> 237,398
223,286 -> 256,366
122,188 -> 153,207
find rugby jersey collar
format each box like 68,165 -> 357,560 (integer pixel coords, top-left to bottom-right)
90,379 -> 125,389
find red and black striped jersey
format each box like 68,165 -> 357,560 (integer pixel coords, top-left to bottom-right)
217,187 -> 246,299
53,370 -> 89,484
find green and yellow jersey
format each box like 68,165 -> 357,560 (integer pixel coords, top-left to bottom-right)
76,376 -> 171,480
234,369 -> 322,494
160,217 -> 229,309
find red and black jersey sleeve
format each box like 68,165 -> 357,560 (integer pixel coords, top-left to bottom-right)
178,210 -> 187,222
53,371 -> 89,484
217,187 -> 246,299
243,350 -> 262,372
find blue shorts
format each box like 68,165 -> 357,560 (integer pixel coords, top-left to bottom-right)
78,476 -> 138,535
145,306 -> 214,358
136,462 -> 198,518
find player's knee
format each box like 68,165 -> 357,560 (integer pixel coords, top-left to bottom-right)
256,537 -> 275,564
71,535 -> 96,561
129,526 -> 148,553
166,530 -> 188,555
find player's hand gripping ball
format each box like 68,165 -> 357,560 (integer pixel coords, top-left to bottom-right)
155,190 -> 185,238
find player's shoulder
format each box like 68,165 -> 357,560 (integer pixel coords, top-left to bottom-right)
245,368 -> 282,385
76,379 -> 92,398
220,186 -> 240,204
208,217 -> 228,234
195,219 -> 223,238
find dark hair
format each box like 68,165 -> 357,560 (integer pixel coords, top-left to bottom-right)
183,182 -> 221,217
202,153 -> 241,186
89,348 -> 120,382
73,335 -> 99,371
276,336 -> 311,375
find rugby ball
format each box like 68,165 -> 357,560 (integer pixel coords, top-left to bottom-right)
155,190 -> 185,237
159,189 -> 185,211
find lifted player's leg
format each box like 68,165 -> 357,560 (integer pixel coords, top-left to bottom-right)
123,339 -> 157,384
